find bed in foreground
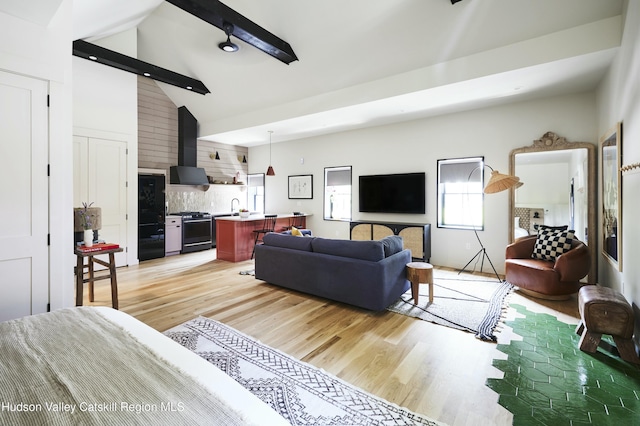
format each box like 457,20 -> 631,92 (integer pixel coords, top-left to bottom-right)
0,307 -> 288,425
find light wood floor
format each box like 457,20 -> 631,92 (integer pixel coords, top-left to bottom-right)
83,250 -> 580,426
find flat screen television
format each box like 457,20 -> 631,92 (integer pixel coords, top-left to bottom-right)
359,172 -> 425,214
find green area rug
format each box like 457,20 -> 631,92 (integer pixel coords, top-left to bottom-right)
486,304 -> 640,425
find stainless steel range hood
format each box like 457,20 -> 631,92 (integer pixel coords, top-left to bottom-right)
170,106 -> 209,185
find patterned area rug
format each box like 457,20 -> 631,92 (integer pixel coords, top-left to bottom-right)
387,271 -> 513,341
165,317 -> 442,426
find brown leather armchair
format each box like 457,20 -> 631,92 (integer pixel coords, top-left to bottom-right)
505,235 -> 591,300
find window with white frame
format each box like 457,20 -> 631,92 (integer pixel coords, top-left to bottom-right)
324,166 -> 352,221
437,157 -> 484,230
247,173 -> 265,213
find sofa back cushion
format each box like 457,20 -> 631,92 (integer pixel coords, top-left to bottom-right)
380,235 -> 403,257
311,238 -> 384,262
263,232 -> 314,252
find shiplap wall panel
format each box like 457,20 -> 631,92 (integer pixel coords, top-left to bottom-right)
137,77 -> 179,171
137,76 -> 248,183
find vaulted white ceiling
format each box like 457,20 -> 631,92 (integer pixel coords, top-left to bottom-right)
5,0 -> 625,146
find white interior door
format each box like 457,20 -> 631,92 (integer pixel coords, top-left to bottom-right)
73,136 -> 128,266
0,71 -> 49,322
73,136 -> 88,210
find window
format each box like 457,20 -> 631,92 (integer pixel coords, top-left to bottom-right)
324,166 -> 352,221
247,173 -> 265,213
437,157 -> 484,230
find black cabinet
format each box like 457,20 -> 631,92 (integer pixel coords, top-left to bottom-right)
350,221 -> 431,262
138,174 -> 165,261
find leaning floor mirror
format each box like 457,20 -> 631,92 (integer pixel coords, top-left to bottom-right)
509,131 -> 597,283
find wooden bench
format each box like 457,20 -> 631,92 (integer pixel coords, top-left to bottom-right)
576,285 -> 639,364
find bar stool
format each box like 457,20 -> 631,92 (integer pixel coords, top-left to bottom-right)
74,246 -> 124,309
283,212 -> 305,231
251,214 -> 277,259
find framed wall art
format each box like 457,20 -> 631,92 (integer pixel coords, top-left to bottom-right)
600,122 -> 622,271
288,174 -> 313,199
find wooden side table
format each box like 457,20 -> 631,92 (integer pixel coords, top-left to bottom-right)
406,262 -> 434,305
74,246 -> 123,309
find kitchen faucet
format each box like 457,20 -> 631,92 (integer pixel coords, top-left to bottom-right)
231,198 -> 240,212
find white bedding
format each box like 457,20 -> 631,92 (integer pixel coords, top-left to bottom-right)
0,307 -> 289,426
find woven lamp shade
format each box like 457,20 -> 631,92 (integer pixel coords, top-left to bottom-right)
484,170 -> 520,194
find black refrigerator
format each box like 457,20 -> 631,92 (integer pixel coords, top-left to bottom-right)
138,174 -> 166,261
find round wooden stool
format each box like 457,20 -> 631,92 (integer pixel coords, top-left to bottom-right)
576,285 -> 639,364
406,262 -> 434,305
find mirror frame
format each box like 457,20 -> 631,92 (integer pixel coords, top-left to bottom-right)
600,123 -> 622,271
509,131 -> 597,283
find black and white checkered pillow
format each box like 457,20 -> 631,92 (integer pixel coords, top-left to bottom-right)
532,228 -> 574,261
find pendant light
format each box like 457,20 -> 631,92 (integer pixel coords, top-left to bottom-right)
266,131 -> 275,176
218,22 -> 239,52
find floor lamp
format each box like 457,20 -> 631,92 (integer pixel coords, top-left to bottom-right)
458,166 -> 521,282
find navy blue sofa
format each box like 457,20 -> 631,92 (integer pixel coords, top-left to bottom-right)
254,233 -> 411,311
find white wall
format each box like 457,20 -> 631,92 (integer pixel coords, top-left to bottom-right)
0,4 -> 68,83
249,91 -> 598,274
73,29 -> 139,267
596,0 -> 640,307
0,2 -> 74,310
516,163 -> 571,230
517,163 -> 570,205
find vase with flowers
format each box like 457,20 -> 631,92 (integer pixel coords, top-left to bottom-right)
80,202 -> 94,247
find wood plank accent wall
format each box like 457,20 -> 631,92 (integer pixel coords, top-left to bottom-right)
137,76 -> 248,183
138,77 -> 179,170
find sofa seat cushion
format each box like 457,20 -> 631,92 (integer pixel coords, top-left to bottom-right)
263,232 -> 314,251
507,258 -> 555,272
311,237 -> 384,262
505,258 -> 580,297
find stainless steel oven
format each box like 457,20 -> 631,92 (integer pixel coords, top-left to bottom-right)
170,212 -> 212,253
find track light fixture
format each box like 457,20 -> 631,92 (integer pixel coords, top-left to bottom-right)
167,0 -> 298,64
218,22 -> 239,52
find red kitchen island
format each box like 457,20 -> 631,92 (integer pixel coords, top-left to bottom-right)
215,213 -> 309,262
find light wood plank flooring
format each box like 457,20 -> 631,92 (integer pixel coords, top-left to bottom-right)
81,249 -> 580,426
